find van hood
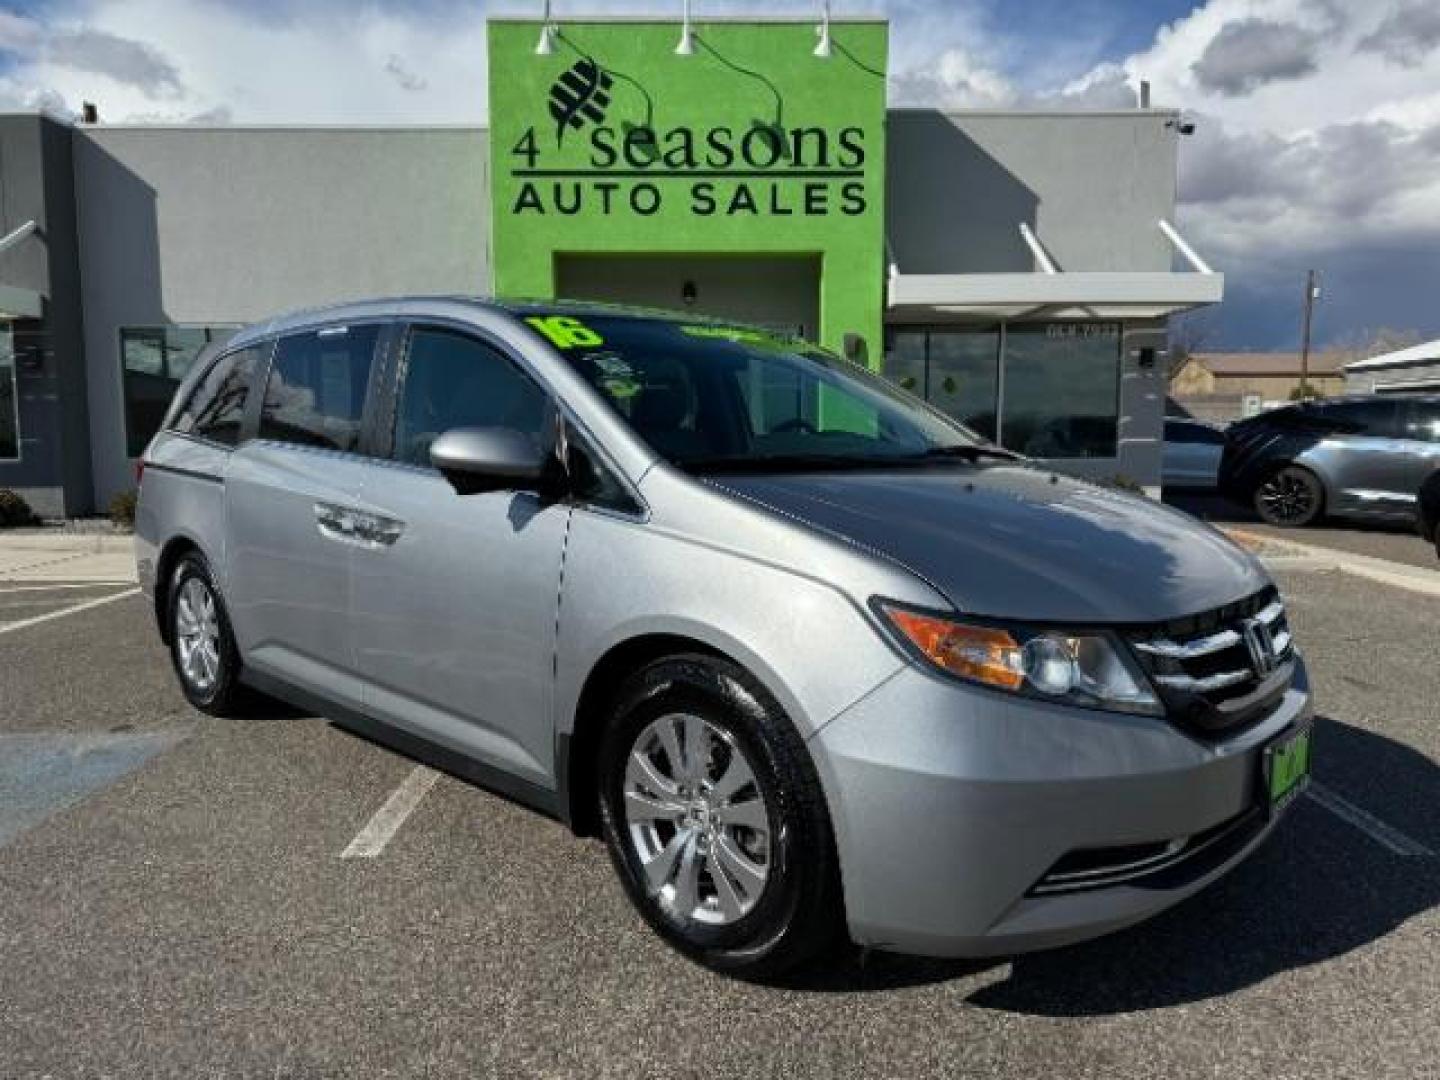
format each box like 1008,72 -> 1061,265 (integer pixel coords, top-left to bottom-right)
707,464 -> 1268,624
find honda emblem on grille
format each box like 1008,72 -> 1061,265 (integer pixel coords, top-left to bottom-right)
1241,618 -> 1278,676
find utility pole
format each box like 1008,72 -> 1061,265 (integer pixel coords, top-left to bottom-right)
1299,269 -> 1319,398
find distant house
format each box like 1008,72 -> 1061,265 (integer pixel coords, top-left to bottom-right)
1344,338 -> 1440,395
1170,351 -> 1347,421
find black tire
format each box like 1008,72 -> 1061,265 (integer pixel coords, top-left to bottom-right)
1418,472 -> 1440,557
166,553 -> 248,717
1253,465 -> 1324,527
597,654 -> 843,978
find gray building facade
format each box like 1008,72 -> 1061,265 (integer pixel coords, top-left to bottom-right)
0,114 -> 91,517
1344,339 -> 1440,396
0,102 -> 1217,515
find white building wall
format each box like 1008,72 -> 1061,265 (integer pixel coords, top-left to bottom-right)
886,110 -> 1180,276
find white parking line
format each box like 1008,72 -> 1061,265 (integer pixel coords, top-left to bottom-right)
0,598 -> 101,610
0,582 -> 137,592
0,588 -> 140,636
1307,781 -> 1436,860
340,765 -> 441,859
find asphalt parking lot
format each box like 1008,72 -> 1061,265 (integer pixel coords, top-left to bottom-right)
2,566 -> 1438,1079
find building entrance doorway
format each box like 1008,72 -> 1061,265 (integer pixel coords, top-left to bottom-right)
555,254 -> 821,342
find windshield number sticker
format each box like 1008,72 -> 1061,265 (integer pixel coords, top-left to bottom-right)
526,316 -> 604,349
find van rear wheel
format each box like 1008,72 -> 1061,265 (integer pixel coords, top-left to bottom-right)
597,655 -> 843,978
168,553 -> 247,716
1254,465 -> 1323,527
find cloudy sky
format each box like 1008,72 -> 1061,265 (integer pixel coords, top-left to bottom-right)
1,0 -> 1437,350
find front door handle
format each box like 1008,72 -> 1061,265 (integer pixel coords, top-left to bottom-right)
314,503 -> 404,547
314,502 -> 356,543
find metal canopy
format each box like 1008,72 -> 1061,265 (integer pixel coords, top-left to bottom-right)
0,283 -> 43,321
886,218 -> 1224,322
887,270 -> 1224,321
0,221 -> 44,320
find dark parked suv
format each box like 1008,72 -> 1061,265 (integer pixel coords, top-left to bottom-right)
1219,396 -> 1440,527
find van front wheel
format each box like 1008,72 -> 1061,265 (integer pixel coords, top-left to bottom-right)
597,655 -> 842,978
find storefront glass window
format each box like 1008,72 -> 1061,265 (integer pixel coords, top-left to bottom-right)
0,325 -> 18,460
927,330 -> 1000,441
883,329 -> 1002,441
883,323 -> 1121,458
122,326 -> 236,457
882,332 -> 926,397
999,323 -> 1121,459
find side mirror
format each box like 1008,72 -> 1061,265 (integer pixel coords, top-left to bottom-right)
429,427 -> 546,496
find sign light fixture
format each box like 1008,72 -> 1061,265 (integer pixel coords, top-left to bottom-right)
676,0 -> 697,56
536,0 -> 557,55
814,1 -> 833,58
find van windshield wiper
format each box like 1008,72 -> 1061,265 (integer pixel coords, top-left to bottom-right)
906,444 -> 1021,463
681,446 -> 1022,474
681,453 -> 936,475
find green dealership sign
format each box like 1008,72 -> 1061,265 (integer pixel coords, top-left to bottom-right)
487,18 -> 888,361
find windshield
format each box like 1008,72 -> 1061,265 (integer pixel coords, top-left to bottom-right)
528,313 -> 994,472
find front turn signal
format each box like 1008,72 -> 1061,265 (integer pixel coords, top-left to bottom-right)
880,606 -> 1025,691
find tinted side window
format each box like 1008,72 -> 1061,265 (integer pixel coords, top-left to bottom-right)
1313,399 -> 1401,437
175,345 -> 262,447
1166,421 -> 1225,445
1403,401 -> 1440,443
393,327 -> 547,467
259,326 -> 379,453
123,327 -> 236,456
567,433 -> 637,513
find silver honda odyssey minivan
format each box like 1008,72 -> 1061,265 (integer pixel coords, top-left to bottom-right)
135,298 -> 1314,976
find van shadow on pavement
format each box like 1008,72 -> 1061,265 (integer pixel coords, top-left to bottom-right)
781,715 -> 1439,1014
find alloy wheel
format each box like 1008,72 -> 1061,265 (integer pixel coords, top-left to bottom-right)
174,577 -> 222,694
1257,470 -> 1318,525
622,712 -> 772,926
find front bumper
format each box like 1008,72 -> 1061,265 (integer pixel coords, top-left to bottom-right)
807,656 -> 1313,958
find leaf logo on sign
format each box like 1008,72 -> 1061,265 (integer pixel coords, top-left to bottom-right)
548,58 -> 614,146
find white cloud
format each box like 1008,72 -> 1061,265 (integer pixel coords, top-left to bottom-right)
890,45 -> 1018,107
0,0 -> 492,123
46,25 -> 185,99
384,55 -> 429,94
1358,1 -> 1440,68
1190,16 -> 1321,96
1106,1 -> 1440,257
1057,63 -> 1137,109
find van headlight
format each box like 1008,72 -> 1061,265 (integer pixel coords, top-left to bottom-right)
877,601 -> 1161,715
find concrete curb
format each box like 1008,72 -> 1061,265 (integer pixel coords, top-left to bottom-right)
1224,527 -> 1440,600
0,532 -> 138,583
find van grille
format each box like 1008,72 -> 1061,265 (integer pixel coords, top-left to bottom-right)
1126,589 -> 1295,737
